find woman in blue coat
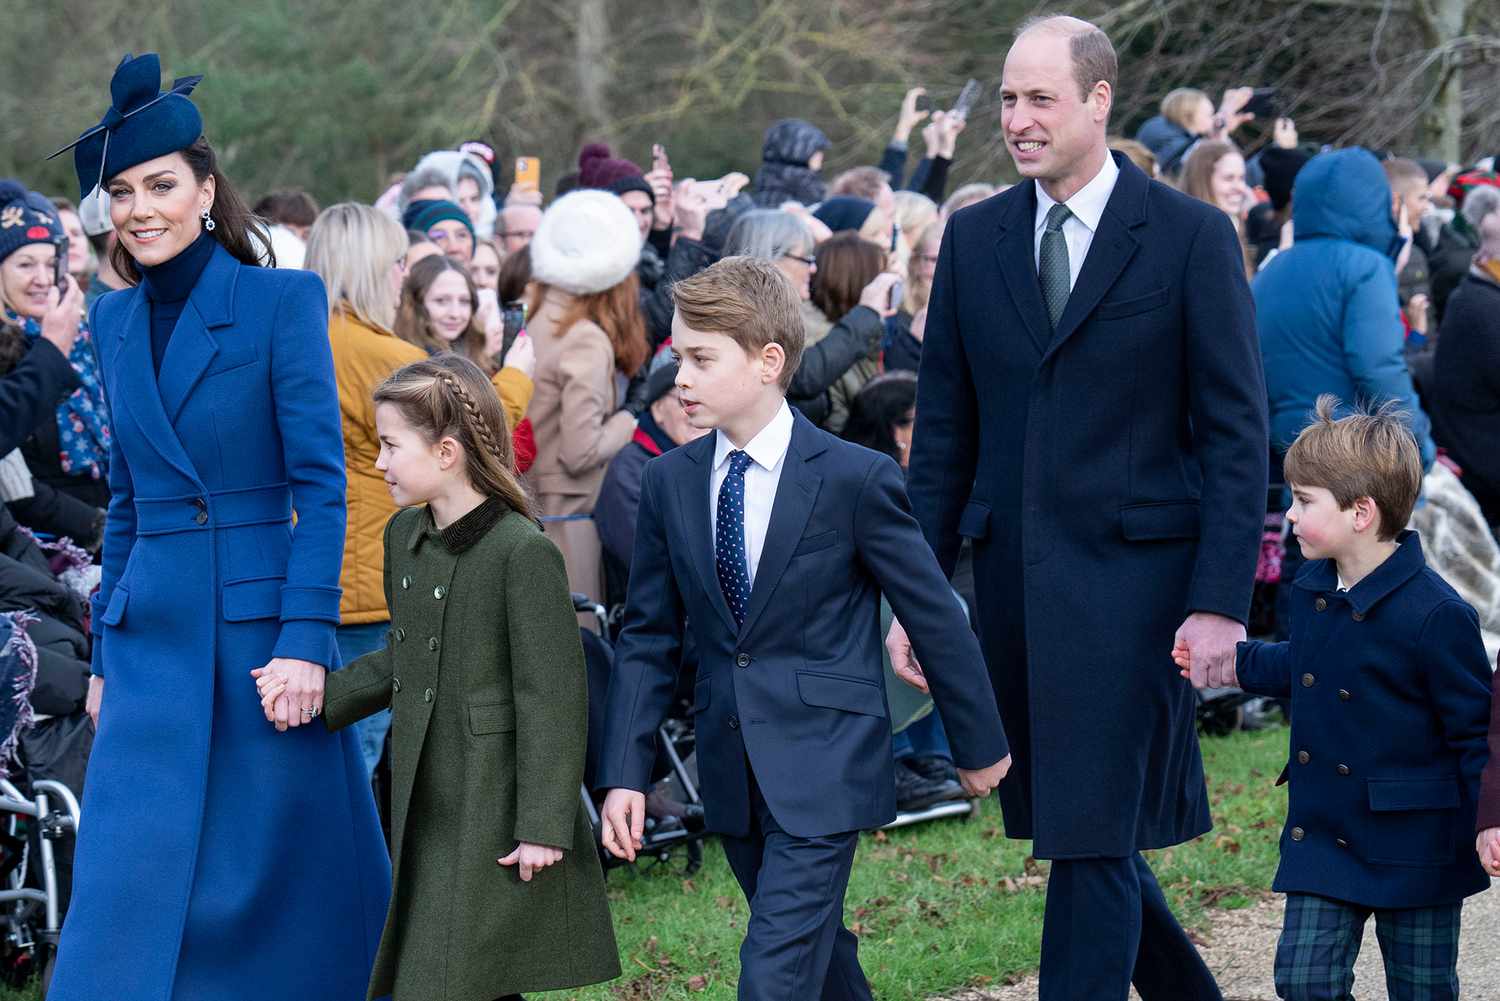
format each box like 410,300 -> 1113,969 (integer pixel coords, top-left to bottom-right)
47,54 -> 390,1000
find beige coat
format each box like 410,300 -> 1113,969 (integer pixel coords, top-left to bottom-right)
525,288 -> 636,602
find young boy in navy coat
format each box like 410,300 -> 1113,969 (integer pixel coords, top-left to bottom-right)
598,257 -> 1011,1001
1179,396 -> 1491,1001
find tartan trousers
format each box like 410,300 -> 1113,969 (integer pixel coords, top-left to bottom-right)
1274,892 -> 1462,1001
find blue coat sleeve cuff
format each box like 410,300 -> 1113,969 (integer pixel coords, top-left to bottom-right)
280,584 -> 342,623
89,637 -> 104,678
273,619 -> 338,668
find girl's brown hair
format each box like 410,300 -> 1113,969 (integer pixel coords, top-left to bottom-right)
811,232 -> 885,323
373,354 -> 532,518
528,273 -> 648,376
394,255 -> 497,374
110,136 -> 272,284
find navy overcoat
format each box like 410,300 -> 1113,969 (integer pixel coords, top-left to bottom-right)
50,246 -> 390,1000
908,153 -> 1269,858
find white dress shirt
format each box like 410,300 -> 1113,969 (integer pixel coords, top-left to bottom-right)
1033,152 -> 1121,293
709,402 -> 795,587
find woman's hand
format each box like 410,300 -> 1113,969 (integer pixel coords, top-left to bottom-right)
502,330 -> 535,379
250,659 -> 326,732
859,272 -> 902,319
895,87 -> 929,144
1477,828 -> 1500,876
498,842 -> 564,881
1273,117 -> 1298,150
40,276 -> 83,357
86,675 -> 103,729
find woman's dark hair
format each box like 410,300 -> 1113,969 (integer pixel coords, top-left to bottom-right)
394,254 -> 495,374
496,245 -> 532,305
810,232 -> 884,323
110,136 -> 273,283
841,371 -> 917,465
253,189 -> 320,228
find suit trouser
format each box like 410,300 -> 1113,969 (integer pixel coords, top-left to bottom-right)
719,774 -> 873,1001
1039,853 -> 1222,1001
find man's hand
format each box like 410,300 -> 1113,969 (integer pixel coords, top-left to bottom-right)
895,87 -> 930,144
498,842 -> 564,882
600,788 -> 647,861
1406,292 -> 1430,335
1214,87 -> 1255,137
1175,612 -> 1245,689
1477,827 -> 1500,877
958,755 -> 1012,798
1273,116 -> 1298,150
885,618 -> 928,693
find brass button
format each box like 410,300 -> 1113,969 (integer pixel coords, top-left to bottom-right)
424,688 -> 434,703
1314,597 -> 1328,612
402,576 -> 411,590
1351,610 -> 1365,622
1290,827 -> 1305,841
1338,689 -> 1351,702
194,510 -> 209,525
434,585 -> 446,600
736,653 -> 751,668
1301,673 -> 1315,688
428,637 -> 439,652
1297,750 -> 1310,765
1337,764 -> 1351,776
392,677 -> 402,693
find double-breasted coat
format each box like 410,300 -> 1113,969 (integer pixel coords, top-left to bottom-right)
323,501 -> 619,1001
51,246 -> 391,1000
908,153 -> 1270,859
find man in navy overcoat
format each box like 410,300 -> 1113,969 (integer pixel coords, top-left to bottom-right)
891,16 -> 1269,999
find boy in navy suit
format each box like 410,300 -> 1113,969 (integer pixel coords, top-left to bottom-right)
598,257 -> 1011,1000
1179,396 -> 1492,1001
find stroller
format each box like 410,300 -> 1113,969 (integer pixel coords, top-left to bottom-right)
574,595 -> 711,875
0,773 -> 80,993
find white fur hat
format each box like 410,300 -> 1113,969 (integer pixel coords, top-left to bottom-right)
529,189 -> 643,296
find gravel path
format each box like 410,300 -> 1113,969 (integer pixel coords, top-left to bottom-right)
940,879 -> 1499,1001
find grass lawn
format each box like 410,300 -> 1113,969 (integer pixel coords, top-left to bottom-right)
3,726 -> 1289,1001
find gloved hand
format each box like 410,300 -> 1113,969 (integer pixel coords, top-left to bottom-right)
621,371 -> 654,418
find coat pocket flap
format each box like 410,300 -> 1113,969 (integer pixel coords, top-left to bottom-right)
469,702 -> 517,735
792,530 -> 838,557
98,587 -> 129,627
1120,501 -> 1201,541
1094,287 -> 1169,320
1367,777 -> 1461,812
958,501 -> 991,539
796,671 -> 886,717
222,576 -> 285,623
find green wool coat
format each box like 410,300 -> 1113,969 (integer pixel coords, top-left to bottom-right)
324,501 -> 619,1001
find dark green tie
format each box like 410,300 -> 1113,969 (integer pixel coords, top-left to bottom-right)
1040,203 -> 1073,331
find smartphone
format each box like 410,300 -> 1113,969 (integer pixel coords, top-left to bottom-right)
1243,88 -> 1279,118
887,279 -> 904,313
652,144 -> 669,172
951,79 -> 981,122
500,301 -> 528,359
53,237 -> 69,291
914,94 -> 933,113
514,157 -> 541,191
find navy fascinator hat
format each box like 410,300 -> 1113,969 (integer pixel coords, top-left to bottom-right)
48,53 -> 205,201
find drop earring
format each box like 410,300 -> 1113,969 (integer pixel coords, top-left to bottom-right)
201,206 -> 216,232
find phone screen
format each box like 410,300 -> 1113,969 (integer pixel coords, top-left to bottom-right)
514,157 -> 541,191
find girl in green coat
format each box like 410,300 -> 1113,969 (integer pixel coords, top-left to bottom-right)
255,354 -> 618,1001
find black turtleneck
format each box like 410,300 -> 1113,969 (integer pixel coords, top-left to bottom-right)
138,231 -> 217,375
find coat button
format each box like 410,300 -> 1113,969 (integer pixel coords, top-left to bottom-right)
1336,837 -> 1349,849
1351,610 -> 1365,622
428,637 -> 439,652
736,653 -> 751,668
395,628 -> 406,642
1297,750 -> 1310,765
1338,689 -> 1351,701
1301,673 -> 1316,688
434,585 -> 446,600
402,576 -> 411,590
1337,764 -> 1351,776
1290,827 -> 1305,841
392,677 -> 402,693
424,688 -> 434,703
727,714 -> 740,730
1314,597 -> 1328,612
194,510 -> 209,525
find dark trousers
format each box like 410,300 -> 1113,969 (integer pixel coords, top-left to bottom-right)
1274,892 -> 1462,1001
719,774 -> 872,1001
1039,854 -> 1222,1001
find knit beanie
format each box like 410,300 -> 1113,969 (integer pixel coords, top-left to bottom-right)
813,196 -> 876,234
578,143 -> 649,194
1258,147 -> 1311,212
402,199 -> 476,243
0,180 -> 64,267
529,189 -> 643,297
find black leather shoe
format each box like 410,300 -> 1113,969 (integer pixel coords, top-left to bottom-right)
894,760 -> 966,811
905,754 -> 960,786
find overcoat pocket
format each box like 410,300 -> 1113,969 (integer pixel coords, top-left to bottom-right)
1094,287 -> 1169,320
1360,777 -> 1460,867
221,576 -> 284,622
99,587 -> 129,627
1119,500 -> 1200,541
792,530 -> 838,558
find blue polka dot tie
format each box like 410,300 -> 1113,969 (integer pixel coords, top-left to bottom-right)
1040,202 -> 1073,332
716,450 -> 754,627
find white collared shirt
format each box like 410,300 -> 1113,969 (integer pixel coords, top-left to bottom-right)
709,402 -> 795,587
1033,152 -> 1121,292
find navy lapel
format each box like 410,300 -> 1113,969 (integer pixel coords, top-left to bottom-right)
113,289 -> 202,486
737,413 -> 825,642
158,245 -> 237,423
1042,153 -> 1148,365
993,183 -> 1051,357
676,433 -> 739,635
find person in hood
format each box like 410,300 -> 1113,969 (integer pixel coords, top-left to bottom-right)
408,149 -> 497,240
750,118 -> 830,208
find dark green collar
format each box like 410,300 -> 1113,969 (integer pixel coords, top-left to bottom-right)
406,497 -> 508,554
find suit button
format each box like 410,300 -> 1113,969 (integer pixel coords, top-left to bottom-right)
1338,689 -> 1351,701
1351,610 -> 1365,622
1337,764 -> 1351,776
736,653 -> 751,668
1290,827 -> 1305,841
1301,673 -> 1316,688
402,576 -> 411,590
1314,597 -> 1328,612
395,628 -> 406,642
1336,838 -> 1349,849
434,586 -> 446,600
424,688 -> 434,703
194,510 -> 208,525
428,637 -> 439,652
392,677 -> 402,693
727,714 -> 740,730
1297,750 -> 1310,765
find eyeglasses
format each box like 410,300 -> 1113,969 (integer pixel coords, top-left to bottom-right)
500,230 -> 536,241
782,252 -> 815,266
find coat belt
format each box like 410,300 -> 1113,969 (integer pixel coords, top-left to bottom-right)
134,483 -> 293,536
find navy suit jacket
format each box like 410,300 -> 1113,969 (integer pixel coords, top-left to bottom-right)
598,410 -> 1008,838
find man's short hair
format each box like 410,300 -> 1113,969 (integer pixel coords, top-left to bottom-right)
1382,157 -> 1428,195
671,256 -> 805,391
1283,395 -> 1422,541
1018,14 -> 1117,103
829,166 -> 891,202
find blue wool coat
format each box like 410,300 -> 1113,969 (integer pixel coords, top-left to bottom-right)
1237,531 -> 1492,909
49,246 -> 390,1001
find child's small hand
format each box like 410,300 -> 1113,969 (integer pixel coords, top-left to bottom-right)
1172,640 -> 1192,679
498,841 -> 564,882
1477,827 -> 1500,877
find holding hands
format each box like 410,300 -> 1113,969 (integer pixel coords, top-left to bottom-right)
250,658 -> 327,732
1478,828 -> 1500,877
1173,612 -> 1245,689
499,842 -> 564,881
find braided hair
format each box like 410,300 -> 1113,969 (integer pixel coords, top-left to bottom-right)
373,354 -> 532,518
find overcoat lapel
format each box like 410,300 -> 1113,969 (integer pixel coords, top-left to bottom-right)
677,434 -> 739,634
994,185 -> 1051,357
114,290 -> 201,487
737,415 -> 824,642
159,246 -> 237,423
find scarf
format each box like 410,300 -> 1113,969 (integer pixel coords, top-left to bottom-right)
6,308 -> 111,480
